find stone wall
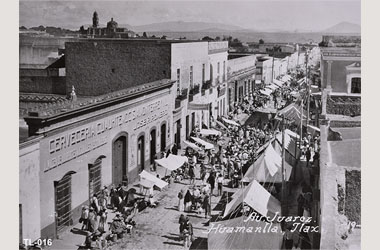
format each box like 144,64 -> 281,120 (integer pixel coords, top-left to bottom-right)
66,41 -> 172,96
19,76 -> 67,95
326,95 -> 361,116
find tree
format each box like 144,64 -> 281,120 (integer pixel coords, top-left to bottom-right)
215,36 -> 221,41
161,35 -> 167,40
259,39 -> 264,44
19,26 -> 27,30
142,32 -> 148,38
202,36 -> 214,41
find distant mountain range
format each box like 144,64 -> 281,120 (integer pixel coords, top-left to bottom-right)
132,21 -> 245,32
322,22 -> 361,34
130,20 -> 360,34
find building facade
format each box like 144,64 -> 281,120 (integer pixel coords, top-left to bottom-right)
20,79 -> 175,240
227,54 -> 256,108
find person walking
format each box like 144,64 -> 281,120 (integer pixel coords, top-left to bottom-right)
179,214 -> 186,240
183,217 -> 194,248
91,194 -> 100,215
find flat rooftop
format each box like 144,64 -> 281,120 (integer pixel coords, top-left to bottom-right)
328,127 -> 361,169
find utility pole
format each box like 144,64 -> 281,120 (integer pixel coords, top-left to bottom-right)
281,116 -> 287,216
305,50 -> 310,128
272,56 -> 275,82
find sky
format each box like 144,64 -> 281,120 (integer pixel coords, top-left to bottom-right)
19,0 -> 361,32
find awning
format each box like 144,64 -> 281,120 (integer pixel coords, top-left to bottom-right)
208,216 -> 283,250
155,154 -> 188,171
308,124 -> 321,133
199,129 -> 222,136
266,84 -> 278,90
215,120 -> 228,130
187,103 -> 210,111
139,170 -> 168,190
273,79 -> 285,87
260,89 -> 272,96
297,77 -> 306,85
191,137 -> 214,150
222,117 -> 240,127
139,178 -> 155,189
255,79 -> 262,84
281,74 -> 292,82
183,140 -> 202,151
223,180 -> 281,219
242,144 -> 292,183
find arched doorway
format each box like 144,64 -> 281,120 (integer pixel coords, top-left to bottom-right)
160,123 -> 166,153
88,156 -> 105,202
112,135 -> 127,186
150,129 -> 156,165
54,171 -> 76,237
137,135 -> 145,172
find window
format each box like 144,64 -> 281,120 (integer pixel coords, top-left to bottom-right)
217,62 -> 220,74
202,64 -> 205,83
190,66 -> 193,88
176,68 -> 181,96
223,61 -> 226,81
351,77 -> 361,93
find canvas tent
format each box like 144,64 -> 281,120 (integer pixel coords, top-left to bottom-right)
155,154 -> 188,171
242,144 -> 292,183
199,129 -> 222,136
260,89 -> 272,96
223,180 -> 281,219
208,216 -> 283,250
273,79 -> 285,87
139,170 -> 168,190
191,137 -> 214,150
222,117 -> 240,127
183,140 -> 202,151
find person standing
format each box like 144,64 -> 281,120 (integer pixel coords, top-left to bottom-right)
172,143 -> 178,155
80,205 -> 89,231
179,214 -> 186,240
184,190 -> 193,212
91,194 -> 100,215
207,172 -> 215,196
178,190 -> 185,212
283,225 -> 294,250
203,193 -> 211,219
88,207 -> 98,233
189,165 -> 195,185
305,147 -> 312,167
297,192 -> 305,216
217,173 -> 224,197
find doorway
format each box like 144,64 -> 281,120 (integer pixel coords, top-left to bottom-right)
54,172 -> 74,237
160,123 -> 166,153
150,129 -> 156,165
89,157 -> 103,202
137,135 -> 145,172
112,135 -> 127,186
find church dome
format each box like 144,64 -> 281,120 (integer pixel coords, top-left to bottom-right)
107,18 -> 118,29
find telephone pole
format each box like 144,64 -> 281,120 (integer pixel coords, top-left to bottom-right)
281,116 -> 287,216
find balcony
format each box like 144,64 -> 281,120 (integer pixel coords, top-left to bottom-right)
175,88 -> 188,109
217,86 -> 226,98
177,88 -> 188,100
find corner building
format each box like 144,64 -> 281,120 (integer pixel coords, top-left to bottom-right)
21,79 -> 175,240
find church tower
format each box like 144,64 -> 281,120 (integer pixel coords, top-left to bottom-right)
92,11 -> 99,28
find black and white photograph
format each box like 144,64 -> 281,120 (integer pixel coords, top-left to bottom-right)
17,0 -> 362,249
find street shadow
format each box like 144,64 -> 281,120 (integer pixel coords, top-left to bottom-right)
70,227 -> 89,236
162,234 -> 181,242
162,241 -> 183,247
164,206 -> 178,211
190,236 -> 208,250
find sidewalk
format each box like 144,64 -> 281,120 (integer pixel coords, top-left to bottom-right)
46,152 -> 226,250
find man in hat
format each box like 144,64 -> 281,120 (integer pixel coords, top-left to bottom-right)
110,212 -> 127,236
